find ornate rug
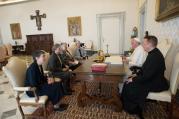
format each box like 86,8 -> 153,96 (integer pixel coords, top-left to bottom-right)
30,82 -> 168,119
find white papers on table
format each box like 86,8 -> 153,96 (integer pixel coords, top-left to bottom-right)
104,56 -> 123,65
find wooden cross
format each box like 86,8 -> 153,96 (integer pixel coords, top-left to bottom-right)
30,10 -> 46,30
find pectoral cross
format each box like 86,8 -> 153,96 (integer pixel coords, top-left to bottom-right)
30,10 -> 46,30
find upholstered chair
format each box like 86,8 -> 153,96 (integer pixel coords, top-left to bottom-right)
2,57 -> 48,119
84,40 -> 93,50
42,52 -> 61,82
68,42 -> 77,57
164,43 -> 179,81
0,45 -> 8,62
5,43 -> 13,57
157,39 -> 172,58
147,52 -> 179,119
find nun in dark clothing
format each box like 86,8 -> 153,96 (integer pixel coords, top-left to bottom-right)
25,50 -> 68,111
121,36 -> 169,119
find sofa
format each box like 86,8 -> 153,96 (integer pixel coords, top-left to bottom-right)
0,44 -> 13,69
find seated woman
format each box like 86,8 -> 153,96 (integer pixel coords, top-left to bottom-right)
25,50 -> 68,111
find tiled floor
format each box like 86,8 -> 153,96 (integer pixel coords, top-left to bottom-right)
0,71 -> 22,119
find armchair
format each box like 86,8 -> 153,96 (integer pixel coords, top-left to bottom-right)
147,52 -> 179,119
2,57 -> 48,119
68,42 -> 77,57
84,40 -> 93,50
5,43 -> 13,57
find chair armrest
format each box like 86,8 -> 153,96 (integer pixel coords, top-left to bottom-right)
14,87 -> 39,102
14,87 -> 32,92
14,87 -> 37,93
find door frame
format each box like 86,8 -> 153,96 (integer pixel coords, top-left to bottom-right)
96,12 -> 125,54
139,0 -> 148,40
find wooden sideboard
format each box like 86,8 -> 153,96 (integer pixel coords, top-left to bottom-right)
26,34 -> 54,55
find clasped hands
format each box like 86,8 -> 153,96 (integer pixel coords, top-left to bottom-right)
126,74 -> 137,84
62,65 -> 70,72
47,77 -> 55,84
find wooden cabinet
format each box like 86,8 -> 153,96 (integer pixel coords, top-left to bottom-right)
26,34 -> 54,55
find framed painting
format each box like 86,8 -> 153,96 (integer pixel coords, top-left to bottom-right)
156,0 -> 179,21
67,16 -> 82,36
10,23 -> 22,39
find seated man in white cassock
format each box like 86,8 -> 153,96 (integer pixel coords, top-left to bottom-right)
119,37 -> 147,93
127,37 -> 147,67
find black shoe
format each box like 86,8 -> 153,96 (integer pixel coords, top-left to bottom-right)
68,89 -> 75,92
137,107 -> 144,119
54,107 -> 67,112
64,91 -> 72,95
59,104 -> 69,108
138,114 -> 144,119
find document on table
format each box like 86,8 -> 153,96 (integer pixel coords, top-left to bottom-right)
104,56 -> 123,65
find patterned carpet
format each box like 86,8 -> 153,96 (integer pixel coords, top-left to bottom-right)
28,82 -> 169,119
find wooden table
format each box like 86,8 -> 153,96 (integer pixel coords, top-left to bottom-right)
73,55 -> 127,112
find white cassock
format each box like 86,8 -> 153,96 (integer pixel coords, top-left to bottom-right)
118,45 -> 147,93
128,45 -> 147,67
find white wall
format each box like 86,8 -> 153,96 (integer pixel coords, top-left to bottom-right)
0,0 -> 138,50
0,28 -> 2,45
139,0 -> 179,43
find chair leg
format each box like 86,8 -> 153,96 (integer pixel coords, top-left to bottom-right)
18,105 -> 25,119
169,103 -> 173,119
16,98 -> 25,119
169,96 -> 175,119
43,105 -> 47,119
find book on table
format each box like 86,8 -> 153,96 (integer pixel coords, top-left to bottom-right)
91,63 -> 108,72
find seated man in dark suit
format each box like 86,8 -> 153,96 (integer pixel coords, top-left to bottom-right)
48,44 -> 73,95
61,42 -> 81,70
25,50 -> 68,111
121,36 -> 169,119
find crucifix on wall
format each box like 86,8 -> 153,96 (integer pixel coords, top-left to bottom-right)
30,10 -> 46,30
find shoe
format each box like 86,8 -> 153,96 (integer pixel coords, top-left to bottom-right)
137,107 -> 144,119
54,107 -> 67,111
65,92 -> 72,95
138,114 -> 144,119
59,104 -> 69,108
68,89 -> 75,92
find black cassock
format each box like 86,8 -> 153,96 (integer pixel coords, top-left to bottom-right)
25,62 -> 64,105
121,48 -> 169,114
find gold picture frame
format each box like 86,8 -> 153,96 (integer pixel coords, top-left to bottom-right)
67,16 -> 82,36
156,0 -> 179,21
10,23 -> 22,39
